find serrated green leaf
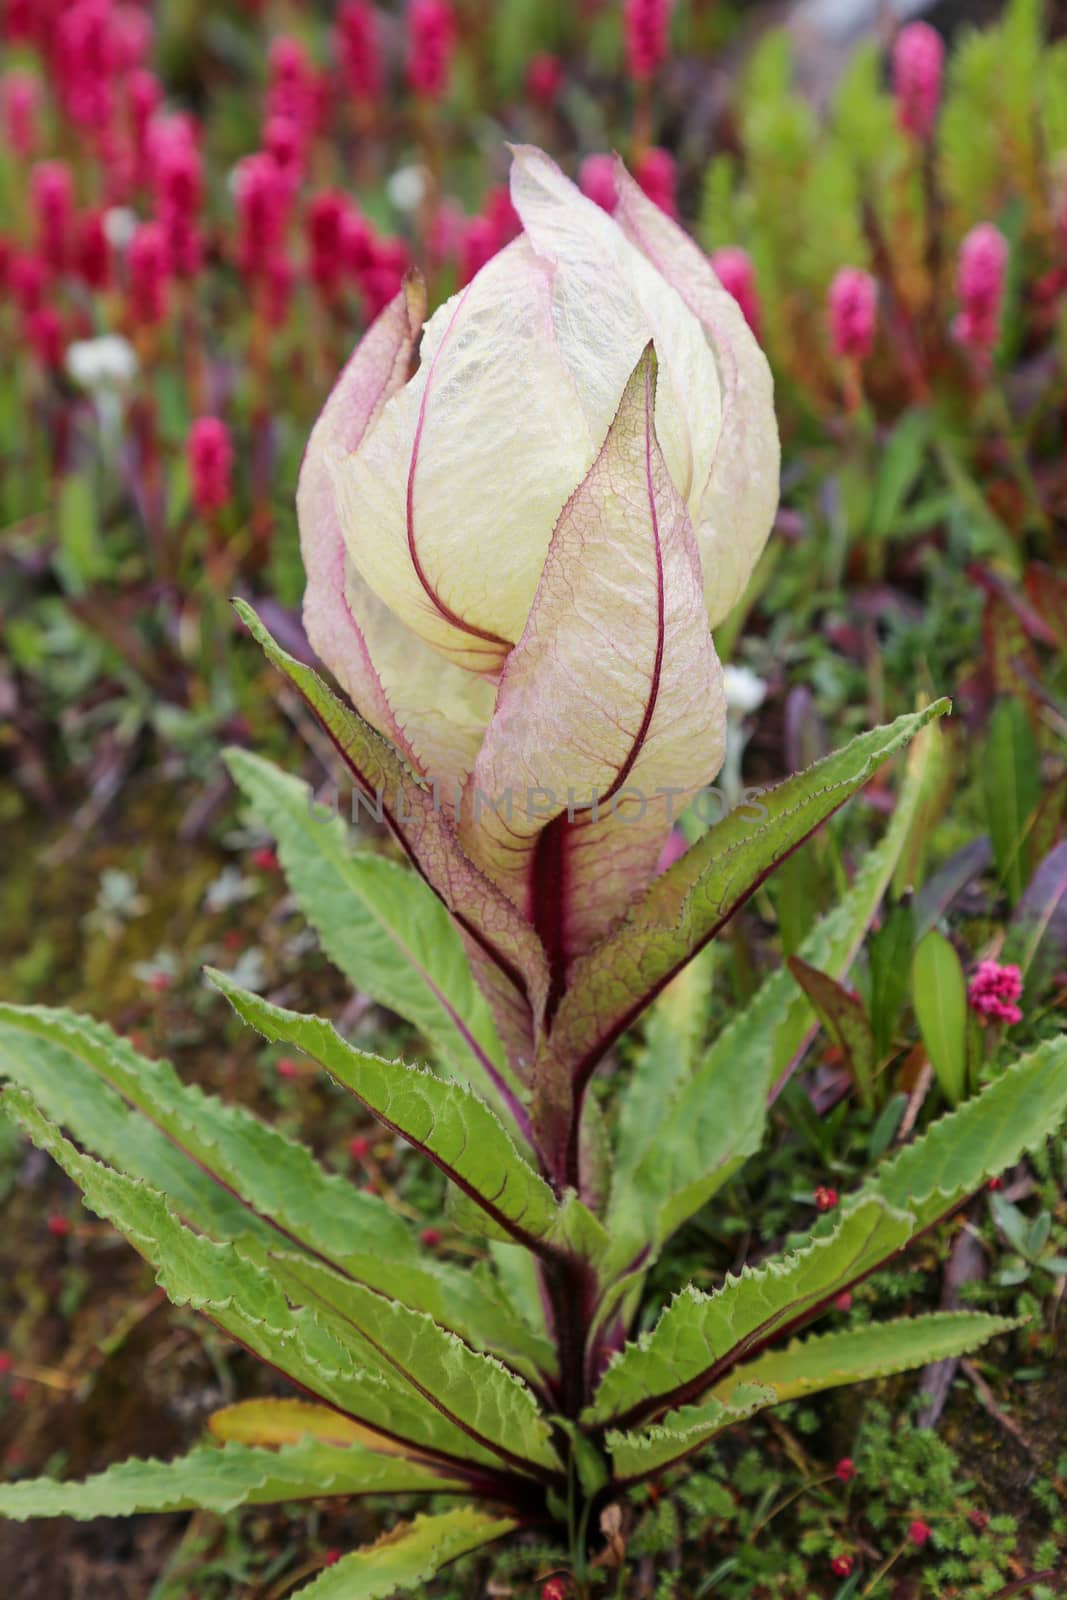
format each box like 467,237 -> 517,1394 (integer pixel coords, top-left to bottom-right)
0,1437 -> 459,1522
292,1509 -> 516,1600
864,1032 -> 1067,1228
225,750 -> 520,1124
0,1090 -> 503,1471
206,973 -> 570,1259
537,703 -> 949,1168
711,1312 -> 1019,1406
586,1198 -> 913,1430
0,1004 -> 413,1267
788,957 -> 875,1109
912,931 -> 969,1105
607,1383 -> 774,1483
259,1250 -> 563,1477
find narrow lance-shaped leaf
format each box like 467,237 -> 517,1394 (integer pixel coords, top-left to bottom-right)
291,1509 -> 516,1600
605,716 -> 943,1265
1,1090 -> 507,1472
787,957 -> 875,1109
612,1314 -> 1016,1482
225,748 -> 526,1133
591,1032 -> 1067,1432
912,930 -> 969,1105
0,1437 -> 460,1523
710,1312 -> 1020,1408
234,599 -> 549,1072
461,347 -> 725,981
207,972 -> 575,1262
537,700 -> 950,1183
0,1004 -> 414,1268
261,1249 -> 563,1477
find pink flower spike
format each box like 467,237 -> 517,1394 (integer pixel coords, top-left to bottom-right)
406,0 -> 456,100
337,0 -> 382,102
828,267 -> 877,361
953,223 -> 1008,359
634,146 -> 677,218
188,418 -> 234,515
892,22 -> 944,142
30,161 -> 75,272
624,0 -> 673,84
2,71 -> 40,159
307,191 -> 350,296
74,210 -> 110,290
711,246 -> 761,338
968,958 -> 1023,1025
579,153 -> 618,214
127,221 -> 171,327
526,52 -> 564,108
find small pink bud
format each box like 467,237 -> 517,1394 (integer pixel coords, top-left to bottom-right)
235,154 -> 290,279
251,846 -> 279,871
526,52 -> 564,107
578,153 -> 617,214
406,0 -> 455,100
47,1213 -> 72,1237
953,223 -> 1008,359
127,221 -> 171,326
267,36 -> 317,139
987,1175 -> 1004,1191
322,1549 -> 342,1567
711,246 -> 761,337
187,417 -> 234,515
835,1457 -> 856,1483
828,267 -> 878,361
1,70 -> 40,159
830,1555 -> 854,1578
834,1290 -> 853,1311
892,22 -> 944,142
30,161 -> 75,272
908,1519 -> 932,1547
148,971 -> 171,993
624,0 -> 673,83
814,1185 -> 839,1212
263,114 -> 305,189
338,1 -> 382,101
634,146 -> 677,218
541,1581 -> 569,1600
348,1136 -> 372,1161
419,1226 -> 442,1248
277,1057 -> 301,1081
968,958 -> 1022,1024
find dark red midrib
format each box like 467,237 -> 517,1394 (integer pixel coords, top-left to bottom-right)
405,289 -> 511,651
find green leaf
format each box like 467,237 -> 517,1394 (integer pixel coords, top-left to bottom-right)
0,1004 -> 414,1268
586,1198 -> 913,1430
606,1383 -> 774,1483
0,1438 -> 459,1522
787,957 -> 875,1109
225,750 -> 519,1120
234,599 -> 549,1066
868,901 -> 916,1059
712,1312 -> 1019,1406
537,703 -> 950,1165
868,410 -> 930,540
255,1249 -> 563,1477
206,973 -> 572,1260
54,474 -> 106,595
983,697 -> 1040,903
0,1090 -> 504,1471
912,931 -> 969,1105
291,1509 -> 516,1600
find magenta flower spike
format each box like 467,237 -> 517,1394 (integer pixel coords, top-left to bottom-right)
892,22 -> 944,142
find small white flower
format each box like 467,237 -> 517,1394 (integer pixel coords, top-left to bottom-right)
386,164 -> 428,214
722,663 -> 768,718
103,206 -> 139,250
66,335 -> 138,393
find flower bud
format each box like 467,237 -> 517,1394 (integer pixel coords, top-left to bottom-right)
187,417 -> 234,514
406,0 -> 455,100
299,148 -> 778,975
337,1 -> 382,102
828,266 -> 877,361
526,52 -> 564,108
953,222 -> 1007,359
892,22 -> 944,142
127,221 -> 171,326
624,0 -> 673,83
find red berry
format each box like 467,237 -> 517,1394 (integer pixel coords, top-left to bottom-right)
148,971 -> 171,993
276,1057 -> 300,1080
47,1214 -> 71,1238
830,1554 -> 854,1577
987,1176 -> 1004,1191
322,1549 -> 342,1567
348,1136 -> 372,1161
969,1509 -> 989,1531
834,1290 -> 853,1312
908,1519 -> 932,1547
815,1185 -> 839,1212
420,1227 -> 442,1249
252,846 -> 279,871
541,1581 -> 568,1600
835,1457 -> 856,1483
